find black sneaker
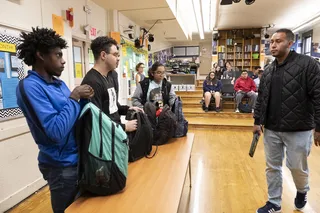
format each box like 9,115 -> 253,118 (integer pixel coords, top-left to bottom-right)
204,107 -> 208,112
256,201 -> 281,213
295,192 -> 307,210
215,107 -> 221,113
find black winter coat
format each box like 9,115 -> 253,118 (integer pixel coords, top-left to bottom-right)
254,51 -> 320,132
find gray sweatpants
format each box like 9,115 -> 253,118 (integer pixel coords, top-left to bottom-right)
235,91 -> 257,108
263,128 -> 313,207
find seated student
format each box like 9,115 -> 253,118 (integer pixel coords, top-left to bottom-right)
132,62 -> 176,108
215,65 -> 223,80
203,71 -> 222,112
254,69 -> 264,89
222,61 -> 235,84
249,66 -> 261,80
234,70 -> 257,113
135,62 -> 145,84
16,27 -> 94,213
81,36 -> 141,132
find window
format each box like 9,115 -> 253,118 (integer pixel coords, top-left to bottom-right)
72,39 -> 92,86
302,30 -> 313,56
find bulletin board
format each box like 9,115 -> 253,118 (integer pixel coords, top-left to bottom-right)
120,42 -> 148,95
0,26 -> 25,120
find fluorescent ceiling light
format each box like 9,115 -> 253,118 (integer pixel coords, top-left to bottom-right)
167,0 -> 214,40
193,0 -> 205,39
202,0 -> 210,32
210,0 -> 217,31
166,0 -> 177,16
292,14 -> 320,33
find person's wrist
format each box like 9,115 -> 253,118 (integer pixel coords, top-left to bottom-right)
70,93 -> 80,102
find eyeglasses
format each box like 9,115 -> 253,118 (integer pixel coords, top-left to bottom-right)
111,52 -> 120,57
105,51 -> 120,57
154,71 -> 165,75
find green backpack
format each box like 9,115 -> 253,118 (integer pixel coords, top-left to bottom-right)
76,102 -> 129,195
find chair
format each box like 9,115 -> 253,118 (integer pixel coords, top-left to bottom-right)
221,79 -> 231,85
221,84 -> 236,109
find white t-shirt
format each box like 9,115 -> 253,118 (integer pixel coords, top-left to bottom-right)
254,78 -> 260,89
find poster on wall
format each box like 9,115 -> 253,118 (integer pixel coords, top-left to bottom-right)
0,27 -> 25,119
120,42 -> 148,96
153,48 -> 173,65
148,53 -> 153,68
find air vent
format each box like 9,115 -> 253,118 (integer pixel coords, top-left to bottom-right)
165,37 -> 177,40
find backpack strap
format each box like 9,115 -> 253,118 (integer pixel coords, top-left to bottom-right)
162,79 -> 171,106
140,78 -> 150,105
140,112 -> 158,158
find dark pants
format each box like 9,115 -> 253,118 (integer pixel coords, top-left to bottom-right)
39,165 -> 78,213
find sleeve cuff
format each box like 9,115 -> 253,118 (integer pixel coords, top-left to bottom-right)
69,97 -> 79,104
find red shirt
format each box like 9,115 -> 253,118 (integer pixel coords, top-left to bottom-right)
234,77 -> 256,92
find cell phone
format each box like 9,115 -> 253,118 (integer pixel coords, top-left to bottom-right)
249,132 -> 260,157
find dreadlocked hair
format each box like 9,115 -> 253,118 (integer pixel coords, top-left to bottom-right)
17,27 -> 68,66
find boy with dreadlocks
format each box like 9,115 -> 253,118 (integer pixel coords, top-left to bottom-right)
16,27 -> 94,213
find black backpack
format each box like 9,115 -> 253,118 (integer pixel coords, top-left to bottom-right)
125,110 -> 155,162
144,103 -> 177,145
239,102 -> 252,113
172,96 -> 188,138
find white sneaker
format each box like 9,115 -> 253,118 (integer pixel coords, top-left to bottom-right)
252,109 -> 254,113
235,108 -> 239,113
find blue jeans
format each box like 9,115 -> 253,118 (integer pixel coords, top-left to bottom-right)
39,165 -> 78,213
263,129 -> 313,207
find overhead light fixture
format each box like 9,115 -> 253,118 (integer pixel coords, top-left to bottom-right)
134,38 -> 141,49
148,34 -> 154,42
220,0 -> 233,5
192,0 -> 204,39
292,14 -> 320,33
245,0 -> 255,5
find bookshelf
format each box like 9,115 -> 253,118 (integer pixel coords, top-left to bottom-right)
217,29 -> 261,71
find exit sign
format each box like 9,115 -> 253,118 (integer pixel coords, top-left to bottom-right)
89,27 -> 97,39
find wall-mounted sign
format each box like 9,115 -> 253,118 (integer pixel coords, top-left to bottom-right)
89,27 -> 97,40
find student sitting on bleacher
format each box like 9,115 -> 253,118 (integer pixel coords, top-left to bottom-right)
254,69 -> 264,89
234,70 -> 257,113
132,62 -> 176,109
222,61 -> 235,84
203,71 -> 222,112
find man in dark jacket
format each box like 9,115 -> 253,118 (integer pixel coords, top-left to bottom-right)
254,29 -> 320,213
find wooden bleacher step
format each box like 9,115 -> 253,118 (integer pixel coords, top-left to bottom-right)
187,116 -> 253,130
183,107 -> 253,119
